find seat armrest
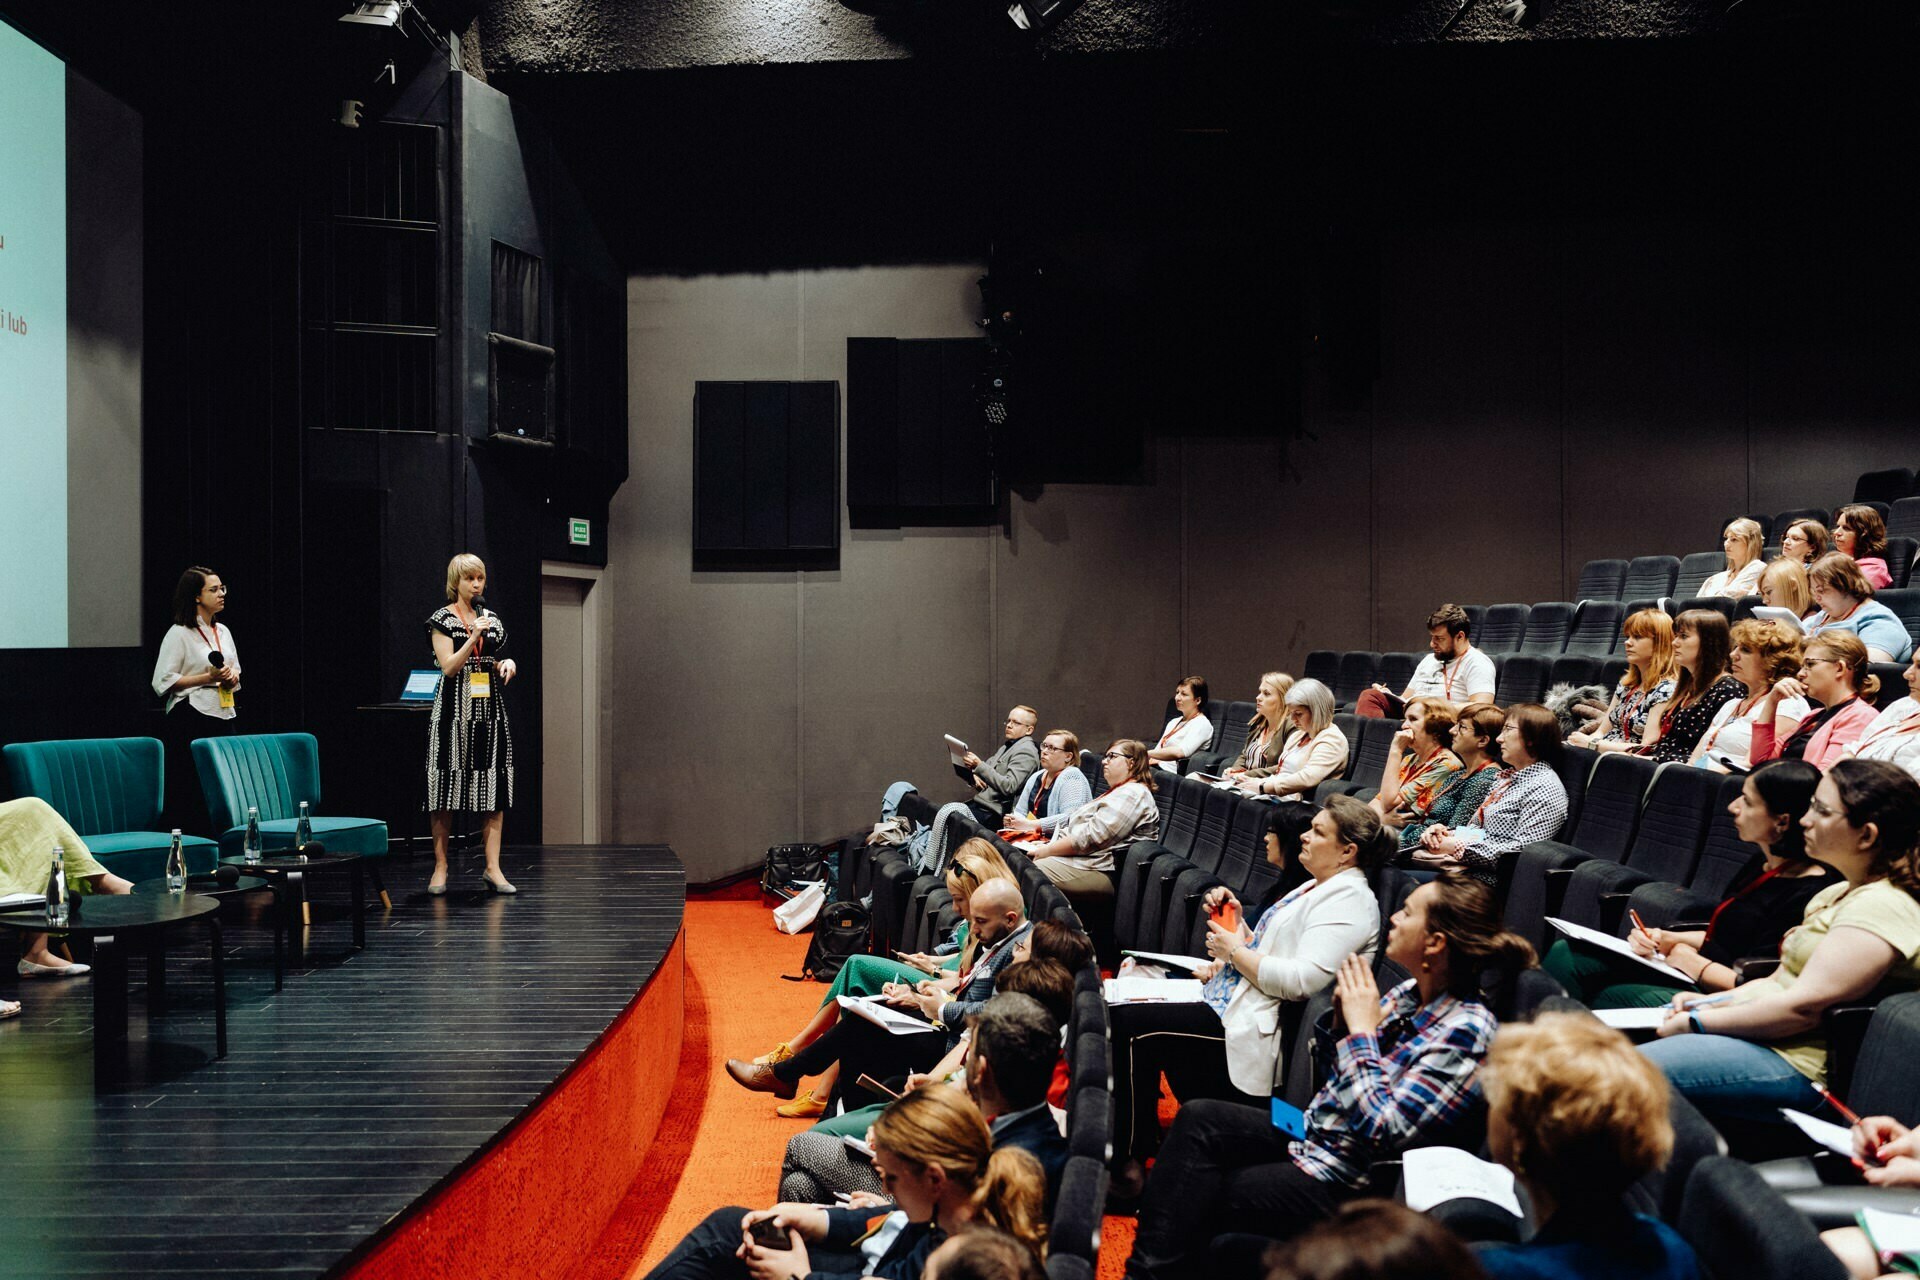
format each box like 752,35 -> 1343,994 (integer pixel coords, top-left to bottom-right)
1732,956 -> 1780,983
1824,1002 -> 1881,1101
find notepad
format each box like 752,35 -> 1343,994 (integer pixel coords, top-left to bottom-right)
1781,1108 -> 1856,1158
1594,1006 -> 1671,1031
1401,1147 -> 1523,1217
1858,1206 -> 1920,1271
1121,950 -> 1211,974
837,995 -> 942,1036
1547,917 -> 1695,984
1103,977 -> 1206,1005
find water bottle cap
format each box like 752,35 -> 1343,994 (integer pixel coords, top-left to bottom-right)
171,828 -> 182,836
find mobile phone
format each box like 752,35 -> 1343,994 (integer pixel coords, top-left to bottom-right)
856,1073 -> 903,1101
749,1218 -> 791,1249
1270,1096 -> 1307,1139
1211,898 -> 1241,932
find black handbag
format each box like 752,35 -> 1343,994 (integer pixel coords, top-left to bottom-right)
761,843 -> 828,900
791,900 -> 873,983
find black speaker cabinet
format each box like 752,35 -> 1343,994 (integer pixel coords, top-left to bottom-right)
846,337 -> 995,528
693,380 -> 839,554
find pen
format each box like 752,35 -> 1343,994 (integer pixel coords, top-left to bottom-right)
1628,909 -> 1650,936
1821,1088 -> 1864,1127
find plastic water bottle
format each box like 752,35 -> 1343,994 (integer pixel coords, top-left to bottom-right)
166,828 -> 187,893
244,806 -> 263,866
295,802 -> 312,861
45,845 -> 68,926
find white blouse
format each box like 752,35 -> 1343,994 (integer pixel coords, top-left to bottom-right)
1695,692 -> 1809,772
1845,697 -> 1920,782
152,621 -> 241,718
1698,559 -> 1765,599
1153,714 -> 1215,772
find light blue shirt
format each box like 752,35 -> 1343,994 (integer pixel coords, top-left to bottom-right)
1807,599 -> 1914,663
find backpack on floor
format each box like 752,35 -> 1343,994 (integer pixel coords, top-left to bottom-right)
762,843 -> 828,900
788,899 -> 871,983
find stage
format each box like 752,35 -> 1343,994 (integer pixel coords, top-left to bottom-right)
0,846 -> 686,1280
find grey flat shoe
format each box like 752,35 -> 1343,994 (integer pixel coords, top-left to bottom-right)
18,958 -> 91,978
482,873 -> 517,895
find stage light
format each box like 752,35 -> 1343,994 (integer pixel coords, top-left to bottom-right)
340,2 -> 404,26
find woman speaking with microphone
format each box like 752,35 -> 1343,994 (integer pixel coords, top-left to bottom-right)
426,553 -> 518,895
152,565 -> 241,827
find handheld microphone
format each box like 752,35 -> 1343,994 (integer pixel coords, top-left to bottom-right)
214,864 -> 240,886
207,650 -> 225,668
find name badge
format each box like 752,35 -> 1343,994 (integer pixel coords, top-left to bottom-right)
469,670 -> 491,699
218,686 -> 236,709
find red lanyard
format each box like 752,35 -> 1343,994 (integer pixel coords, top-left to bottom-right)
1159,716 -> 1194,750
454,603 -> 485,656
1475,770 -> 1519,824
1706,866 -> 1782,943
195,622 -> 221,655
1860,712 -> 1920,750
1026,774 -> 1053,819
1439,655 -> 1461,701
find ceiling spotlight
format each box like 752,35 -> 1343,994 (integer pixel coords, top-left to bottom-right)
340,2 -> 404,27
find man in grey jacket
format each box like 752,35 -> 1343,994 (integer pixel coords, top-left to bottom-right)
963,705 -> 1041,822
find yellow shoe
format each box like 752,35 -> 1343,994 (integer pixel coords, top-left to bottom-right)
752,1042 -> 796,1066
776,1090 -> 827,1120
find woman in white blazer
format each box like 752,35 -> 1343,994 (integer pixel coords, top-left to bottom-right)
1106,796 -> 1387,1197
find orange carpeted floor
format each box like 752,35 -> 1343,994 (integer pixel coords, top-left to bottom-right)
586,887 -> 1135,1279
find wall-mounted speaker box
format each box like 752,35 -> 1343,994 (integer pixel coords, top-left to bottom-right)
488,332 -> 556,445
847,337 -> 996,528
693,380 -> 839,553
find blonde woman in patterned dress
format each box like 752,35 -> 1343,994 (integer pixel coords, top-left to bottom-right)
425,554 -> 518,895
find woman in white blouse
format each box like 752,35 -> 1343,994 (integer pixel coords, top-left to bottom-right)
1235,678 -> 1348,803
1699,518 -> 1766,598
1106,797 -> 1387,1196
1027,739 -> 1160,892
1150,676 -> 1214,773
151,565 -> 242,826
1691,620 -> 1808,773
1842,653 -> 1920,782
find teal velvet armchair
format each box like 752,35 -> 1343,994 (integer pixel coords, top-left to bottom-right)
2,737 -> 219,882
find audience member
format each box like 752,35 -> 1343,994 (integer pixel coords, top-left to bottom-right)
1805,553 -> 1914,663
1236,681 -> 1350,837
1646,610 -> 1744,765
1226,672 -> 1295,779
1750,631 -> 1883,769
1150,677 -> 1214,773
746,840 -> 1016,1119
1024,740 -> 1159,892
1689,620 -> 1807,772
1358,604 -> 1496,718
1543,760 -> 1832,1008
1822,1114 -> 1920,1280
1263,1200 -> 1489,1280
1416,704 -> 1569,887
999,730 -> 1092,839
0,797 -> 134,1005
1008,917 -> 1098,975
1699,518 -> 1767,598
924,1229 -> 1046,1280
1569,610 -> 1676,753
1108,799 -> 1388,1191
1371,699 -> 1463,827
1843,653 -> 1920,780
1760,556 -> 1814,618
1643,759 -> 1920,1125
1781,519 -> 1831,567
1834,505 -> 1895,591
1122,872 -> 1535,1276
961,707 -> 1042,823
1475,1014 -> 1699,1280
644,1088 -> 1047,1280
1398,706 -> 1507,857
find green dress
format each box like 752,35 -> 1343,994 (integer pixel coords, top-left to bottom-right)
0,798 -> 109,897
815,923 -> 968,1008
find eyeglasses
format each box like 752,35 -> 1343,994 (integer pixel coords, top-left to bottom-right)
1040,744 -> 1068,754
1804,657 -> 1838,668
204,585 -> 228,594
1101,752 -> 1128,762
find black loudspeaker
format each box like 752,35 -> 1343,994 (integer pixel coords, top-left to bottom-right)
847,337 -> 995,528
488,333 -> 556,445
693,380 -> 839,556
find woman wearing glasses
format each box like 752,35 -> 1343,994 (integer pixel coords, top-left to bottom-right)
1024,739 -> 1159,892
152,566 -> 242,827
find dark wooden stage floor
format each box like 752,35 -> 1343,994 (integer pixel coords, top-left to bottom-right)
0,846 -> 685,1280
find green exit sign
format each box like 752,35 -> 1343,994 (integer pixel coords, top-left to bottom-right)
568,518 -> 591,546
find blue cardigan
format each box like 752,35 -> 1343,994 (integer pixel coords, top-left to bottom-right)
1011,765 -> 1094,834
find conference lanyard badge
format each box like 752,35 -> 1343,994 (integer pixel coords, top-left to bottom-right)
469,669 -> 491,699
218,686 -> 236,709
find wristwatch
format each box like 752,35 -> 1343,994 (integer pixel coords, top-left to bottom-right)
1687,1011 -> 1705,1036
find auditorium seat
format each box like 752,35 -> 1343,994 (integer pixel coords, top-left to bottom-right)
1732,593 -> 1764,622
1112,777 -> 1209,949
1674,551 -> 1726,600
1548,655 -> 1602,691
1319,715 -> 1397,804
1333,651 -> 1380,708
1680,1157 -> 1852,1280
3,737 -> 220,882
1138,788 -> 1235,955
1625,773 -> 1755,931
1885,535 -> 1916,588
1067,1087 -> 1113,1164
1597,656 -> 1629,689
1476,604 -> 1528,653
1302,650 -> 1339,688
1621,555 -> 1681,602
1078,749 -> 1106,796
1861,499 -> 1894,523
1620,598 -> 1663,627
1855,466 -> 1915,506
1878,587 -> 1920,649
1671,595 -> 1735,624
1519,602 -> 1574,653
1738,512 -> 1775,544
1376,651 -> 1419,694
1774,506 -> 1831,536
1889,496 -> 1920,544
1046,1256 -> 1094,1280
1574,558 -> 1628,602
1491,654 -> 1550,707
1049,1157 -> 1109,1269
1870,664 -> 1908,709
1564,600 -> 1624,655
1189,700 -> 1254,774
1555,745 -> 1598,840
1556,763 -> 1720,933
1461,604 -> 1487,641
1502,753 -> 1658,952
1331,713 -> 1358,776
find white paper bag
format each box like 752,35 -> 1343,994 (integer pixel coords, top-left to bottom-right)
773,881 -> 827,933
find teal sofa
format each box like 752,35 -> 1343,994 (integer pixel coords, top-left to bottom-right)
3,737 -> 220,882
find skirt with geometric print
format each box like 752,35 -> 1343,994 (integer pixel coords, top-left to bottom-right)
424,660 -> 515,812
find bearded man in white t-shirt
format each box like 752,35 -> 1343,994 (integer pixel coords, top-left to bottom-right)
1357,602 -> 1498,717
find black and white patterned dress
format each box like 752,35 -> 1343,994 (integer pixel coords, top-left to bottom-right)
425,605 -> 515,812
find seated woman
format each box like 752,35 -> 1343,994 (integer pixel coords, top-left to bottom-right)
1690,620 -> 1807,773
1264,1200 -> 1490,1280
1543,759 -> 1834,1008
1370,699 -> 1462,828
742,839 -> 1017,1118
1700,517 -> 1767,598
1804,552 -> 1914,664
645,1087 -> 1048,1280
1149,675 -> 1213,773
1224,671 -> 1294,779
1569,609 -> 1676,753
1822,1114 -> 1920,1279
1647,610 -> 1746,765
1842,653 -> 1920,781
1475,1014 -> 1699,1280
1761,556 -> 1814,620
1397,705 -> 1507,858
1834,504 -> 1895,591
1234,680 -> 1350,847
1751,631 -> 1883,770
1121,872 -> 1536,1277
1025,739 -> 1159,892
1781,518 -> 1832,568
0,797 -> 136,1013
999,729 -> 1092,841
1108,799 -> 1389,1193
1642,759 -> 1920,1125
1415,704 -> 1569,888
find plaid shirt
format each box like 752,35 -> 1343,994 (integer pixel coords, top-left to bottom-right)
1289,979 -> 1497,1188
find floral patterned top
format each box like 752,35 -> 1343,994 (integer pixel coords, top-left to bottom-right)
1603,675 -> 1675,746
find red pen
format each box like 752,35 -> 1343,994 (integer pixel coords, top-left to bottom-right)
1821,1088 -> 1863,1127
1628,909 -> 1650,936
